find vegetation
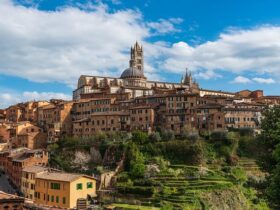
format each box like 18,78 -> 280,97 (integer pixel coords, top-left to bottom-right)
48,119 -> 279,209
257,106 -> 280,208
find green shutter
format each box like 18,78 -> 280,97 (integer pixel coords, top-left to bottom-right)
76,183 -> 83,190
87,182 -> 93,189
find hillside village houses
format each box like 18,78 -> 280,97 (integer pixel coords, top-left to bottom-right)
0,42 -> 280,209
1,42 -> 280,141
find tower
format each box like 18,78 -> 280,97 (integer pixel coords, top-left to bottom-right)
129,41 -> 144,72
183,68 -> 193,86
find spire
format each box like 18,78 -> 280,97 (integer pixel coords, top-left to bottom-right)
183,67 -> 192,86
135,41 -> 140,49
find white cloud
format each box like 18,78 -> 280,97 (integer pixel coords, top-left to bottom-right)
231,76 -> 252,84
160,26 -> 280,80
1,0 -> 280,88
252,77 -> 275,84
0,91 -> 71,108
148,18 -> 183,35
195,70 -> 222,80
0,0 -> 181,87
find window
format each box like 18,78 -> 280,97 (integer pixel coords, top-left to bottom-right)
56,196 -> 59,203
76,183 -> 83,190
51,183 -> 60,190
51,195 -> 54,202
63,197 -> 66,204
87,182 -> 93,189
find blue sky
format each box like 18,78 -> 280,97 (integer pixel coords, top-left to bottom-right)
0,0 -> 280,108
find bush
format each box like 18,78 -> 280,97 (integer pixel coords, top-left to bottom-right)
231,167 -> 247,184
117,186 -> 155,196
156,141 -> 205,165
149,132 -> 161,142
161,130 -> 175,141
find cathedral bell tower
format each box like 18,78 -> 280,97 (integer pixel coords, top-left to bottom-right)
129,41 -> 144,72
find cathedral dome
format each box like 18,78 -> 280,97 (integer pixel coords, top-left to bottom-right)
120,67 -> 145,79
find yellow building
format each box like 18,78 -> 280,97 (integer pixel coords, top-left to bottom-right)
34,172 -> 97,209
21,165 -> 48,200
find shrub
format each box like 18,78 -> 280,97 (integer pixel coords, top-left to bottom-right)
231,167 -> 247,184
149,132 -> 161,142
161,130 -> 175,141
117,186 -> 155,196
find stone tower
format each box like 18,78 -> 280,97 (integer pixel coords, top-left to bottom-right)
129,41 -> 144,72
183,68 -> 193,86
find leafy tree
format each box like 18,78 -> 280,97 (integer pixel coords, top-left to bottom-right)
257,106 -> 280,172
132,131 -> 148,144
124,142 -> 146,178
256,106 -> 280,207
267,164 -> 280,207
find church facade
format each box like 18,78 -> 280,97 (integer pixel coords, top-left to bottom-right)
73,42 -> 199,100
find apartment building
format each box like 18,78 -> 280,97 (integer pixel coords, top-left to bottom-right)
35,172 -> 97,209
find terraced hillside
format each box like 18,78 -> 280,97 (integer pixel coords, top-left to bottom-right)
114,165 -> 238,209
152,165 -> 234,209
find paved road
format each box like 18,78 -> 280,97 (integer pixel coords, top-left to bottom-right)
0,173 -> 16,194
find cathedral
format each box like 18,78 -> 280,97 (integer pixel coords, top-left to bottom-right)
73,42 -> 199,100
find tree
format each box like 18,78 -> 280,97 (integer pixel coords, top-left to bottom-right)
256,106 -> 280,207
257,106 -> 280,172
124,142 -> 146,178
132,131 -> 148,144
267,164 -> 280,207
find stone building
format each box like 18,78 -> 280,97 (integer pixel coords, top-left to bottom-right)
0,148 -> 48,188
34,172 -> 97,209
73,111 -> 130,138
37,101 -> 73,142
224,103 -> 264,129
0,191 -> 25,210
73,42 -> 198,101
21,165 -> 49,200
0,121 -> 47,149
5,101 -> 50,123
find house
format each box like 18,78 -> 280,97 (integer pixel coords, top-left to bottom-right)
21,165 -> 49,200
34,172 -> 97,209
0,191 -> 25,210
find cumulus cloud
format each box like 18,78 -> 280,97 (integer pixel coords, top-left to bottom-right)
231,76 -> 252,84
252,77 -> 275,84
161,26 -> 280,80
0,0 -> 181,87
0,91 -> 71,108
1,0 -> 280,89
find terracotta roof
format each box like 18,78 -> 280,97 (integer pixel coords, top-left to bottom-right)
42,104 -> 56,109
36,172 -> 96,182
0,191 -> 24,200
23,165 -> 48,173
200,88 -> 235,95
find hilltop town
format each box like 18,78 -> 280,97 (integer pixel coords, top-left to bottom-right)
0,43 -> 279,210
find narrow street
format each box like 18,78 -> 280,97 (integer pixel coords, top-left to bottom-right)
0,172 -> 16,194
